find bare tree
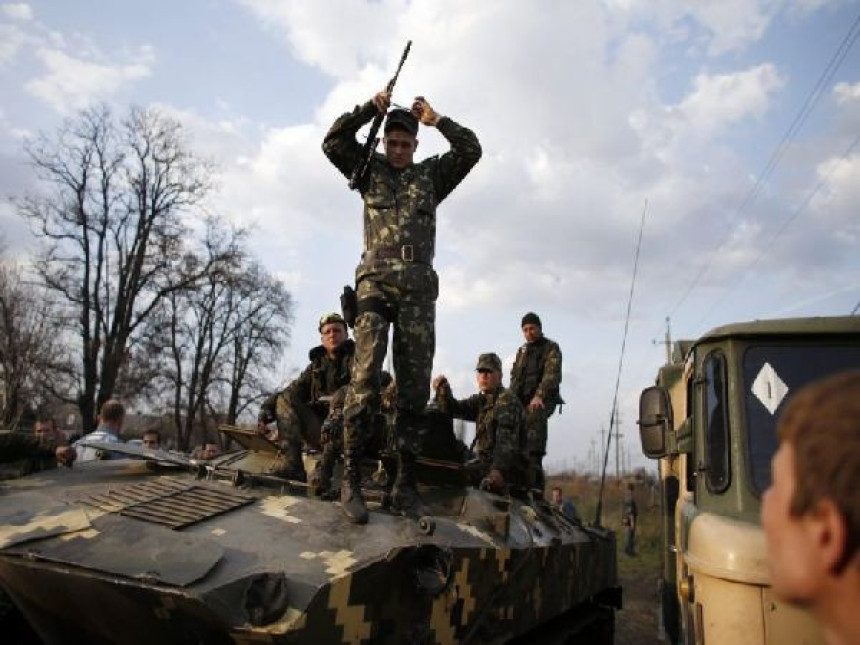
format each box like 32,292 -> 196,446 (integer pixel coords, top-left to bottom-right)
154,221 -> 292,450
0,253 -> 73,427
16,105 -> 222,431
221,262 -> 293,425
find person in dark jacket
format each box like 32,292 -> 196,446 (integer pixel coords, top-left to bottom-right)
0,431 -> 75,467
258,313 -> 354,482
510,312 -> 563,491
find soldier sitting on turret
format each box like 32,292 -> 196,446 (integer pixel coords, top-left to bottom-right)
432,353 -> 528,494
258,313 -> 354,482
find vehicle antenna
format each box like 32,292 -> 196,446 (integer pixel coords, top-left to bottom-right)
594,198 -> 648,527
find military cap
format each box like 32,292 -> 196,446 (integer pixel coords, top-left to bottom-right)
475,353 -> 502,373
521,312 -> 542,328
384,108 -> 419,136
318,312 -> 346,332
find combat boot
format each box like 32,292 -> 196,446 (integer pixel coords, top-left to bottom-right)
340,449 -> 368,524
310,444 -> 337,497
391,451 -> 422,513
271,442 -> 307,482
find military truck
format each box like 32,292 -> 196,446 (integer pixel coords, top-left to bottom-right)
637,316 -> 860,645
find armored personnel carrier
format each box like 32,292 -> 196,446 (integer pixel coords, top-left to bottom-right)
0,411 -> 619,644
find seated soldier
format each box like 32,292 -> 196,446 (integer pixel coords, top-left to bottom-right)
432,353 -> 528,494
310,372 -> 395,496
258,312 -> 354,481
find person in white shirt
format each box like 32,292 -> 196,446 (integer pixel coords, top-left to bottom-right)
75,399 -> 125,462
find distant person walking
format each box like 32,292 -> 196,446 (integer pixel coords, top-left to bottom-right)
623,483 -> 638,556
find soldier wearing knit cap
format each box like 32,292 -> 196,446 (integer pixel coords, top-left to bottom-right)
510,312 -> 563,491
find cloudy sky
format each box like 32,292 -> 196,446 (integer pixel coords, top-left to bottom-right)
1,0 -> 859,473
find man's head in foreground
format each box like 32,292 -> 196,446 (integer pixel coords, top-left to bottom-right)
762,370 -> 860,645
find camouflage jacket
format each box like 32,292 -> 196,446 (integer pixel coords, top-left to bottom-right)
435,384 -> 527,474
259,340 -> 355,422
510,336 -> 563,406
322,101 -> 481,285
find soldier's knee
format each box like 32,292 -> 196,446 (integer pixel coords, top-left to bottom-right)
354,310 -> 388,332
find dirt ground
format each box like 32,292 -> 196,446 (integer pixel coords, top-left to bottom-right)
550,475 -> 664,645
615,553 -> 662,645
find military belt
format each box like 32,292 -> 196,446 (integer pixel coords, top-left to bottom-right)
363,245 -> 432,264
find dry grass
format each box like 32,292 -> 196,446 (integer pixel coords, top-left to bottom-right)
549,474 -> 663,645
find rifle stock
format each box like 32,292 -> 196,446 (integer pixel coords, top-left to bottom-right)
348,40 -> 412,191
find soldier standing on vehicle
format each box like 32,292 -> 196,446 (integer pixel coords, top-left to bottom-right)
323,91 -> 481,523
510,312 -> 563,491
762,371 -> 860,645
258,313 -> 354,482
432,353 -> 527,494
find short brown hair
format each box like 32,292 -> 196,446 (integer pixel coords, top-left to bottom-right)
99,400 -> 125,424
778,370 -> 860,568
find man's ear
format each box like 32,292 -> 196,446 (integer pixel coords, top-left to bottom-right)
812,499 -> 848,575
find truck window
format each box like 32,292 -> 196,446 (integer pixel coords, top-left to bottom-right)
704,352 -> 730,492
743,343 -> 860,494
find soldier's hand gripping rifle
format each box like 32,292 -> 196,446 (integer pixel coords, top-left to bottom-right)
348,40 -> 412,190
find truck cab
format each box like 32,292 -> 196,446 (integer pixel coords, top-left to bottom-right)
638,316 -> 860,645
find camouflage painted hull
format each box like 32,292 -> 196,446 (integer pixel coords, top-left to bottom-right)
0,456 -> 618,644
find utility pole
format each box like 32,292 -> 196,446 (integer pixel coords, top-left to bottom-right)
589,438 -> 597,475
614,404 -> 623,483
600,425 -> 606,475
652,316 -> 673,365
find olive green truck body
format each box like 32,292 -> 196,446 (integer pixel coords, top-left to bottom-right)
638,316 -> 860,645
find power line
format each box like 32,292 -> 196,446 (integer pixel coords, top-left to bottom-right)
693,131 -> 860,328
667,12 -> 860,321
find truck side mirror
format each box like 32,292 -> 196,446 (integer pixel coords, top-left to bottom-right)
638,386 -> 673,459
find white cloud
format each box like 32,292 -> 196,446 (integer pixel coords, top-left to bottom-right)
1,3 -> 33,20
676,64 -> 785,136
25,46 -> 154,113
834,81 -> 860,105
0,24 -> 25,65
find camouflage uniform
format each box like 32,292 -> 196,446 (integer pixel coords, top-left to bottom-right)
510,336 -> 563,487
435,382 -> 528,488
322,102 -> 481,461
259,339 -> 355,479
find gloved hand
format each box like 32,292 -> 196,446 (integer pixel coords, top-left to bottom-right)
481,468 -> 506,494
411,96 -> 441,126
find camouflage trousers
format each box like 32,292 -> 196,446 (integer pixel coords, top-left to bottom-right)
275,395 -> 325,451
343,278 -> 435,456
525,402 -> 557,490
525,402 -> 557,456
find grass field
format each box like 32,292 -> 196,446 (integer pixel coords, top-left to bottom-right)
549,474 -> 663,645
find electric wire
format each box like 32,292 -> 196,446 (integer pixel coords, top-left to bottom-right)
666,12 -> 860,323
594,199 -> 648,527
692,131 -> 860,329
